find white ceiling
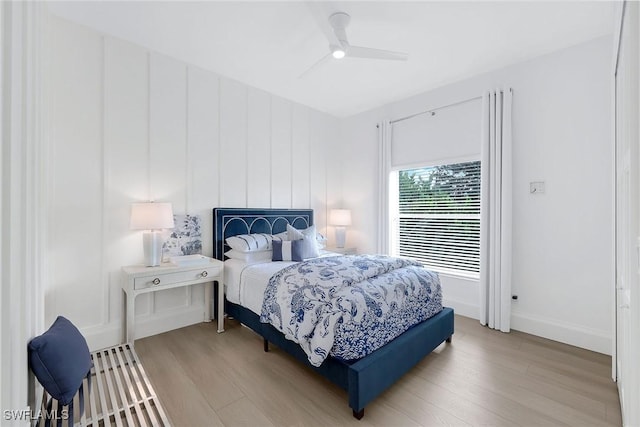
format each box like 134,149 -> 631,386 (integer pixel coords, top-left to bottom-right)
46,1 -> 615,118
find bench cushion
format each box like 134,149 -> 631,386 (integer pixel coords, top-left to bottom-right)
28,316 -> 92,405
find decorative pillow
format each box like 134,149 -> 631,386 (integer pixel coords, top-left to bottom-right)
224,249 -> 272,263
287,225 -> 320,259
272,240 -> 304,262
226,233 -> 283,253
28,316 -> 92,406
303,235 -> 322,259
272,231 -> 289,241
287,224 -> 326,248
287,224 -> 313,240
316,232 -> 327,249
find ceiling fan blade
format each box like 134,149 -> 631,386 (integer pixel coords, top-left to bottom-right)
298,53 -> 332,79
328,12 -> 351,45
305,2 -> 341,46
347,45 -> 408,61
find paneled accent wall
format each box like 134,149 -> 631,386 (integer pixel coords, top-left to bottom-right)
46,15 -> 340,349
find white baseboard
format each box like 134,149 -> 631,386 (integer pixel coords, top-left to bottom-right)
134,307 -> 207,340
81,323 -> 121,352
442,297 -> 479,320
438,300 -> 611,355
511,310 -> 611,355
82,306 -> 207,351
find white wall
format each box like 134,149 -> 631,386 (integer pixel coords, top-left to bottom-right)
341,36 -> 613,354
46,15 -> 341,350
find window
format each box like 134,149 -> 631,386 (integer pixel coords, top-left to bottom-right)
395,160 -> 481,277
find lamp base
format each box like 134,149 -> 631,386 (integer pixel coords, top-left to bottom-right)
335,227 -> 346,249
142,231 -> 164,266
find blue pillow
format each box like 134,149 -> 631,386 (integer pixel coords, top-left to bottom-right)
272,239 -> 304,262
28,316 -> 92,405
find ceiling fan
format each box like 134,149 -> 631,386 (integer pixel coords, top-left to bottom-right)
300,11 -> 408,78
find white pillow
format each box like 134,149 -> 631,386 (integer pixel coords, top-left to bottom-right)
302,235 -> 321,259
287,224 -> 327,249
287,224 -> 318,241
316,232 -> 327,249
287,225 -> 320,259
226,233 -> 284,253
272,231 -> 289,241
224,249 -> 272,263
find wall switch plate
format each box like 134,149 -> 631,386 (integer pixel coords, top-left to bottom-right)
530,181 -> 545,194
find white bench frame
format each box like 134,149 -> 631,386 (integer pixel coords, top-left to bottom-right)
36,343 -> 170,427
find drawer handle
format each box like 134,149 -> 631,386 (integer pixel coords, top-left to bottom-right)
201,271 -> 208,278
152,278 -> 161,286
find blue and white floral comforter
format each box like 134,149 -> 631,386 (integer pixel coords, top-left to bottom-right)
260,255 -> 442,367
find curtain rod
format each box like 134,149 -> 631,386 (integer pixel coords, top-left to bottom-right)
388,88 -> 511,125
389,95 -> 482,124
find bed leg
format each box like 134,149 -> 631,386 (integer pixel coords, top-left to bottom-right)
446,335 -> 452,343
263,339 -> 269,352
352,409 -> 364,420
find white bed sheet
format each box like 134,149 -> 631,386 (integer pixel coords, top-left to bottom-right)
224,251 -> 338,315
224,259 -> 294,314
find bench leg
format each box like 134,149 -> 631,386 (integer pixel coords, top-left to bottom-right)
446,335 -> 452,343
264,339 -> 269,352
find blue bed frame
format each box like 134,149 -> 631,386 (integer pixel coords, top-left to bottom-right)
213,208 -> 454,420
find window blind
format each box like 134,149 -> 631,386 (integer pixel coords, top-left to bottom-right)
397,161 -> 481,277
391,98 -> 482,169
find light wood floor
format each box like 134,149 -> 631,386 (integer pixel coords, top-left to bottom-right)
135,315 -> 621,426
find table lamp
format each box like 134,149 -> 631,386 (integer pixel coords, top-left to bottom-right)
330,209 -> 352,248
130,202 -> 174,266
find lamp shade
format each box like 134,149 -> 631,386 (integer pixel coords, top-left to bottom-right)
130,202 -> 174,230
330,209 -> 352,226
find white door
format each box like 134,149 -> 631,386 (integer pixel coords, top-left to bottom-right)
614,2 -> 639,425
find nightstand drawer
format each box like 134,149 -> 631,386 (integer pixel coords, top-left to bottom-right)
133,266 -> 221,290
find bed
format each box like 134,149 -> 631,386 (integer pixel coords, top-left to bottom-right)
213,207 -> 454,420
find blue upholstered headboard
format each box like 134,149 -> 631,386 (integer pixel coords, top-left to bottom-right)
213,208 -> 314,260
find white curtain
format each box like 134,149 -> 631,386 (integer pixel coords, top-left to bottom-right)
377,121 -> 392,254
1,0 -> 46,415
480,89 -> 513,332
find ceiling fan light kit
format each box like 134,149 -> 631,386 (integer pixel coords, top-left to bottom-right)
300,11 -> 408,77
331,46 -> 346,59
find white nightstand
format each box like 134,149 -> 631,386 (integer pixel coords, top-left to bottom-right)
122,257 -> 224,343
327,247 -> 358,255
